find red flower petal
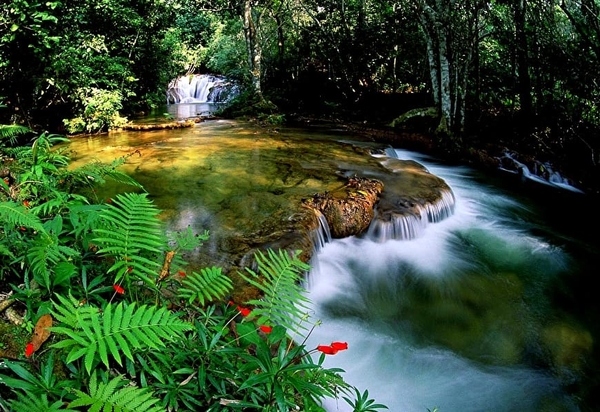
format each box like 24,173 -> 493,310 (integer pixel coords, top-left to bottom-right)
331,341 -> 348,351
25,342 -> 34,358
237,306 -> 251,317
113,284 -> 125,294
2,179 -> 9,185
178,270 -> 186,277
317,345 -> 339,355
259,325 -> 273,333
23,200 -> 30,208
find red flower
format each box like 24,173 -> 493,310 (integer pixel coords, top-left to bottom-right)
19,226 -> 26,231
237,306 -> 251,317
24,342 -> 34,358
127,266 -> 133,273
2,178 -> 9,185
178,270 -> 186,277
106,198 -> 113,204
23,200 -> 30,208
317,345 -> 338,355
259,325 -> 273,334
331,341 -> 348,351
113,284 -> 125,294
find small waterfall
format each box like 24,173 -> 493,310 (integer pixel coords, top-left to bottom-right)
424,189 -> 456,223
312,211 -> 333,251
499,151 -> 584,193
367,212 -> 427,241
166,74 -> 239,104
367,147 -> 457,242
367,188 -> 455,242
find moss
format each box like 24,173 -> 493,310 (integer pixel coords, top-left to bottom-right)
0,320 -> 29,359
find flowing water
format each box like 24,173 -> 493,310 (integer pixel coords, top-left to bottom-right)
304,150 -> 599,412
67,120 -> 600,411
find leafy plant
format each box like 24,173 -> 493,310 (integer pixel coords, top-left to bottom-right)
93,192 -> 165,288
240,249 -> 311,331
50,294 -> 192,374
64,88 -> 129,134
68,373 -> 163,412
343,388 -> 389,412
178,266 -> 233,306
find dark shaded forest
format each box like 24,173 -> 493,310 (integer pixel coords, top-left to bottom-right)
2,0 -> 599,189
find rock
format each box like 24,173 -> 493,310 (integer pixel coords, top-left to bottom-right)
303,177 -> 383,238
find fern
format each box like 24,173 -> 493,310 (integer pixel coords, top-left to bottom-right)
0,201 -> 47,234
178,266 -> 233,306
26,216 -> 79,291
0,124 -> 30,145
9,393 -> 68,412
240,249 -> 311,331
68,373 -> 163,412
93,193 -> 165,285
73,158 -> 143,190
50,294 -> 193,374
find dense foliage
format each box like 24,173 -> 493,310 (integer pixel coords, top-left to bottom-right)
1,0 -> 599,187
0,125 -> 388,411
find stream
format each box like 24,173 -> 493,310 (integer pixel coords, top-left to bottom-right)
67,118 -> 600,411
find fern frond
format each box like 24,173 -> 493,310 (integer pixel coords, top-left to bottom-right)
9,392 -> 68,412
240,249 -> 311,331
68,373 -> 163,412
0,124 -> 30,145
51,296 -> 192,374
94,193 -> 165,284
0,201 -> 46,233
26,233 -> 79,291
0,243 -> 15,258
178,266 -> 233,306
74,159 -> 143,189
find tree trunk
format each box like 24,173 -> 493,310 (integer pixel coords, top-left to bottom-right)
514,0 -> 532,131
243,0 -> 263,100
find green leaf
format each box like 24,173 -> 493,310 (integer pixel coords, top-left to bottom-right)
240,249 -> 311,331
51,297 -> 192,374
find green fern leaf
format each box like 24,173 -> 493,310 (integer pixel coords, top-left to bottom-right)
240,249 -> 311,331
0,201 -> 46,233
178,266 -> 233,306
0,124 -> 30,145
50,296 -> 192,374
9,393 -> 68,412
94,193 -> 165,284
68,374 -> 163,412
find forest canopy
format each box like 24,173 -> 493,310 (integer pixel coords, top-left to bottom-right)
1,0 -> 599,184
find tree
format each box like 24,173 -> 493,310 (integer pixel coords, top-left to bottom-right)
414,0 -> 488,136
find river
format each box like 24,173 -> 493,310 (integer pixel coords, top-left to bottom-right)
67,118 -> 600,411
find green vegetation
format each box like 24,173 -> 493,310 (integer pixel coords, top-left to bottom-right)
1,0 -> 599,174
0,124 -> 387,410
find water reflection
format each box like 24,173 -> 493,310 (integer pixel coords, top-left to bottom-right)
67,120 -> 386,269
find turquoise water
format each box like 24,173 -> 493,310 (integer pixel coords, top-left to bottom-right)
304,150 -> 599,411
67,122 -> 600,411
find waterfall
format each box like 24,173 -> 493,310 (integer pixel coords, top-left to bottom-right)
499,151 -> 584,193
302,148 -> 582,412
166,74 -> 239,104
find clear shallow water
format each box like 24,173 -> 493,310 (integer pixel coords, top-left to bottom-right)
66,122 -> 600,411
303,150 -> 599,412
66,120 -> 387,269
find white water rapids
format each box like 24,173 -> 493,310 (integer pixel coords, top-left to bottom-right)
302,149 -> 581,412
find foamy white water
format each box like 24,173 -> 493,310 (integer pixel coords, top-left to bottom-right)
302,149 -> 579,412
